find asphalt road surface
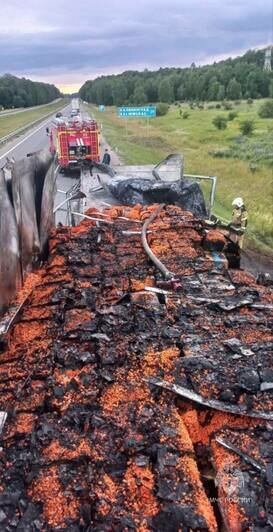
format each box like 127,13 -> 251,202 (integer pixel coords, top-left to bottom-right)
0,103 -> 70,163
0,103 -> 78,225
0,103 -> 121,225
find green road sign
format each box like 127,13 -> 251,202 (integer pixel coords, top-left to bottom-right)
118,106 -> 156,117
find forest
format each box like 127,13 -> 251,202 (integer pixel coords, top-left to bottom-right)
0,74 -> 61,109
80,48 -> 273,106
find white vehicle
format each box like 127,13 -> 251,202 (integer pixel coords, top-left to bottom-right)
71,98 -> 80,113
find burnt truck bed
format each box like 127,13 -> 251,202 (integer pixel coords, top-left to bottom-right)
0,204 -> 272,531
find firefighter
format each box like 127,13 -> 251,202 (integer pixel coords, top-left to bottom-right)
229,197 -> 248,249
102,148 -> 111,165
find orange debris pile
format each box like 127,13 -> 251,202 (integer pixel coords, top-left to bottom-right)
0,204 -> 272,530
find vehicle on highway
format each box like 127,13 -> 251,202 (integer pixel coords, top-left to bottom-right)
56,111 -> 63,118
49,117 -> 100,170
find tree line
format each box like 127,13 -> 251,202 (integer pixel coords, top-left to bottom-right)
80,49 -> 273,106
0,74 -> 61,109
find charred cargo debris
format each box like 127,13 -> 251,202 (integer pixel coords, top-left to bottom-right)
0,204 -> 272,531
107,177 -> 207,218
93,154 -> 210,219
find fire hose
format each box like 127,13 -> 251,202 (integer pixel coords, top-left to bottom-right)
141,204 -> 175,281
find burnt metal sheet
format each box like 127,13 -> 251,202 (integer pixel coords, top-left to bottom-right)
0,170 -> 21,312
32,149 -> 54,230
39,162 -> 56,251
147,377 -> 273,420
0,411 -> 7,435
12,157 -> 40,275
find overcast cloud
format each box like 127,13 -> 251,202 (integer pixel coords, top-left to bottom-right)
0,0 -> 272,91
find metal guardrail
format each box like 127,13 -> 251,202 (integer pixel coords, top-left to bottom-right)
0,102 -> 67,146
0,98 -> 62,117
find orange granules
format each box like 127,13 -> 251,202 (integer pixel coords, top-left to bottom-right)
13,271 -> 42,306
181,407 -> 203,443
21,305 -> 53,321
64,308 -> 94,331
0,202 -> 271,530
177,455 -> 218,531
101,383 -> 150,414
53,367 -> 84,386
150,240 -> 171,256
43,438 -> 92,461
205,229 -> 226,244
48,254 -> 66,268
11,320 -> 48,344
131,277 -> 155,292
100,384 -> 126,412
230,269 -> 256,286
29,284 -> 56,304
143,346 -> 180,375
160,407 -> 194,453
94,473 -> 118,517
123,461 -> 159,518
4,413 -> 36,439
182,410 -> 257,446
29,465 -> 79,528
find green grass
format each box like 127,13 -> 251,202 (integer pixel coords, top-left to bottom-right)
90,100 -> 273,254
0,99 -> 67,138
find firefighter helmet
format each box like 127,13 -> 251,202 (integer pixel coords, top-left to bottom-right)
232,197 -> 244,208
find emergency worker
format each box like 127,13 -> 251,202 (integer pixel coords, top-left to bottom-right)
229,197 -> 248,249
102,148 -> 111,165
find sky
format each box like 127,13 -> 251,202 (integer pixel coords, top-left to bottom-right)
0,0 -> 272,93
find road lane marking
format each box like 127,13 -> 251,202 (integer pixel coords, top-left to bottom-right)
0,105 -> 69,162
0,120 -> 51,162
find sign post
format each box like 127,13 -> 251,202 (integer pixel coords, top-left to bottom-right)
117,106 -> 156,138
146,117 -> 149,136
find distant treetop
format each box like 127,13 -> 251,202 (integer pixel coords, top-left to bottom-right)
79,48 -> 272,106
0,74 -> 61,109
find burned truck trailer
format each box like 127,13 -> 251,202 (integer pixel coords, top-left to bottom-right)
0,204 -> 272,531
0,145 -> 272,530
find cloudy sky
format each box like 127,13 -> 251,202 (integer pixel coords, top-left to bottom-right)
0,0 -> 272,92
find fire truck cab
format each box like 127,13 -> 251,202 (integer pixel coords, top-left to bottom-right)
50,117 -> 100,170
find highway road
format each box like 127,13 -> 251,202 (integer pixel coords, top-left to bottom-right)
0,103 -> 70,163
0,103 -> 78,224
0,104 -> 119,226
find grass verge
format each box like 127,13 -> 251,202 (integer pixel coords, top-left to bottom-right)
0,99 -> 68,138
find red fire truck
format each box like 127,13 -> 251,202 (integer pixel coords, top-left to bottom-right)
50,118 -> 100,169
